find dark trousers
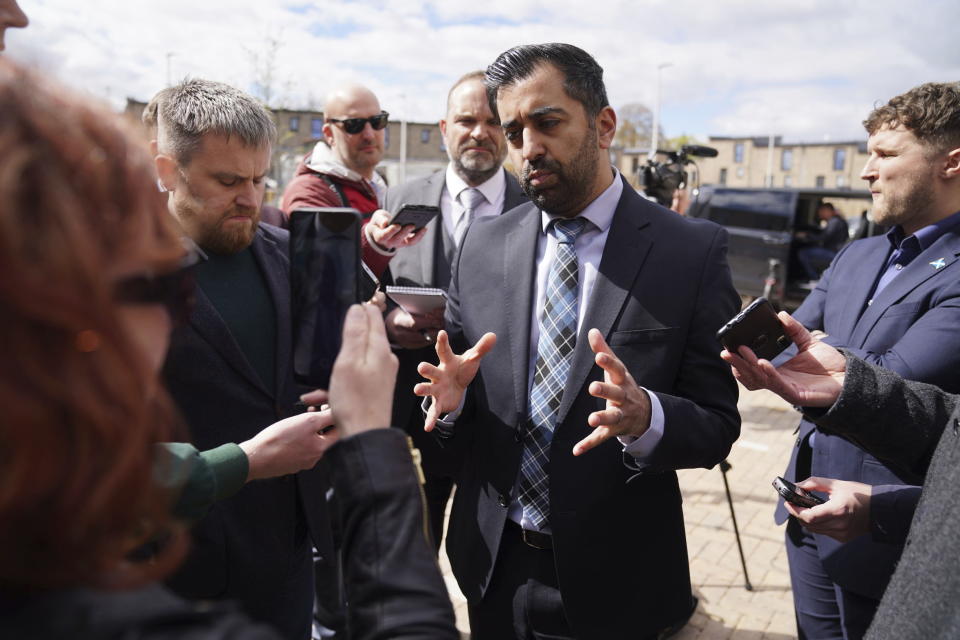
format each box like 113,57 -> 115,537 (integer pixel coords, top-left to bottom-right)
468,520 -> 573,640
423,473 -> 454,552
786,518 -> 878,640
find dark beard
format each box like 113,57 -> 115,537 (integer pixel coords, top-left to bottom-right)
450,145 -> 503,185
519,127 -> 598,217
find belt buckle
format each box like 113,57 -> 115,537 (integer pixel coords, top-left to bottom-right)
521,528 -> 552,550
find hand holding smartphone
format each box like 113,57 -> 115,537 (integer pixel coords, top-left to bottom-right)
773,476 -> 826,508
717,297 -> 791,361
387,204 -> 439,230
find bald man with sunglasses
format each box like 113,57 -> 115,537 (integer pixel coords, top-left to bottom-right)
281,84 -> 425,275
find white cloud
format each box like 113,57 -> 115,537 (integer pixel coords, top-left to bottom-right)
5,0 -> 959,141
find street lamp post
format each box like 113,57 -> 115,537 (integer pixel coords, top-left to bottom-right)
649,61 -> 673,163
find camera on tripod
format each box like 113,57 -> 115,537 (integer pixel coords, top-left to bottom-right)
639,144 -> 718,207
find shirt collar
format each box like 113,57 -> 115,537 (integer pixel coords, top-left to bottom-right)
541,168 -> 622,234
887,209 -> 960,254
445,164 -> 505,205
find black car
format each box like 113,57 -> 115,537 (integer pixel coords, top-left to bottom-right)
687,186 -> 880,310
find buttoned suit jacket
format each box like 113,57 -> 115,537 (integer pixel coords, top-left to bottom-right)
162,224 -> 332,640
778,228 -> 960,600
383,168 -> 527,443
441,176 -> 741,639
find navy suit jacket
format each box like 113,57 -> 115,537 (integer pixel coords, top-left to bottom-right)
778,227 -> 960,599
441,177 -> 741,639
162,225 -> 332,640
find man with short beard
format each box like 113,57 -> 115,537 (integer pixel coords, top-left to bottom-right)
772,81 -> 960,640
415,44 -> 740,639
383,71 -> 528,549
155,78 -> 337,640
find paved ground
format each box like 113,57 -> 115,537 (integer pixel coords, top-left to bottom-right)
438,384 -> 801,639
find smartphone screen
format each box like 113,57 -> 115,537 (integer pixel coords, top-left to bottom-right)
290,207 -> 361,388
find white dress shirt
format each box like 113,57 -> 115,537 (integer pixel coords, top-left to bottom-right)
440,164 -> 506,247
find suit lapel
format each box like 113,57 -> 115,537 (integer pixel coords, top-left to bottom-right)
851,231 -> 960,346
189,283 -> 271,397
557,183 -> 653,423
831,238 -> 890,341
251,229 -> 290,399
505,205 -> 541,419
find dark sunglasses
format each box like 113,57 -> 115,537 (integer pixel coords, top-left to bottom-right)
326,111 -> 389,135
114,250 -> 199,325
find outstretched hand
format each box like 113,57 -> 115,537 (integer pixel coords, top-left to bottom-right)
721,311 -> 847,407
329,304 -> 398,437
413,330 -> 496,432
784,477 -> 873,543
573,329 -> 652,456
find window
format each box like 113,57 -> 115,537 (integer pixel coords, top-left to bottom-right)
734,142 -> 744,164
837,175 -> 847,188
311,118 -> 323,138
781,149 -> 793,171
815,175 -> 825,188
719,168 -> 728,185
289,116 -> 300,132
783,175 -> 792,187
421,128 -> 431,144
736,166 -> 745,178
384,126 -> 390,148
834,148 -> 846,171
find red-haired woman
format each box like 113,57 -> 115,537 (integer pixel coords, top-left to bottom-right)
0,58 -> 455,639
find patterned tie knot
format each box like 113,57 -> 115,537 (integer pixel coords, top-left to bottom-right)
551,217 -> 586,245
459,187 -> 486,212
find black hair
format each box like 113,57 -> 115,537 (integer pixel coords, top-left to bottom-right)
484,43 -> 609,120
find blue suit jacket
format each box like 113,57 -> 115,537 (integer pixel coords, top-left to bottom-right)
441,177 -> 741,639
778,228 -> 960,599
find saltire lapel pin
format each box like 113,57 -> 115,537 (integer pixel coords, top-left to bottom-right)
930,258 -> 947,270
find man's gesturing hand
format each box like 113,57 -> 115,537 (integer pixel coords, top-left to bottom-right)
720,311 -> 846,408
329,303 -> 398,437
413,330 -> 496,432
573,329 -> 652,456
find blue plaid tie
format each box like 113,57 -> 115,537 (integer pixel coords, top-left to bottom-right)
518,217 -> 587,530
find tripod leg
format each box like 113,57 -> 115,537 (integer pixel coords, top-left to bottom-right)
719,460 -> 753,591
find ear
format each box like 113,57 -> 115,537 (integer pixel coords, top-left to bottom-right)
595,105 -> 617,150
155,154 -> 179,192
322,122 -> 335,145
942,147 -> 960,179
439,118 -> 448,138
149,139 -> 159,157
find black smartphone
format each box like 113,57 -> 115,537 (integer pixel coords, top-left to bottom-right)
360,261 -> 380,302
289,207 -> 361,389
388,203 -> 439,230
773,476 -> 825,508
716,297 -> 791,361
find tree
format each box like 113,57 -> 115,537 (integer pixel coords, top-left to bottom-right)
614,102 -> 663,150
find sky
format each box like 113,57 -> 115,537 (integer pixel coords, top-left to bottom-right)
8,0 -> 959,145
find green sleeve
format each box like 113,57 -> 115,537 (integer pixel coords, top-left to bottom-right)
155,442 -> 249,522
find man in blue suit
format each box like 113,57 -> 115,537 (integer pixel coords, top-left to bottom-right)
776,81 -> 960,640
416,43 -> 741,639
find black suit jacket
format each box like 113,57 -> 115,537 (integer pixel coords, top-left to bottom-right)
162,224 -> 331,640
441,177 -> 741,639
384,168 -> 528,444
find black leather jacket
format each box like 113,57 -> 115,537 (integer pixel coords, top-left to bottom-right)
0,429 -> 457,640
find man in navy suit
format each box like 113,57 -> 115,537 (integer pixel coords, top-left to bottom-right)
383,71 -> 528,549
156,78 -> 335,639
775,81 -> 960,640
416,43 -> 741,639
